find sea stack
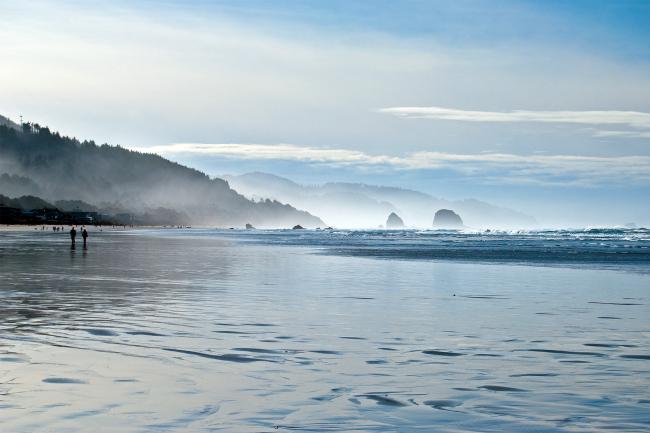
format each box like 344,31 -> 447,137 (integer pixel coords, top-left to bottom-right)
433,209 -> 463,228
292,224 -> 304,230
386,212 -> 405,228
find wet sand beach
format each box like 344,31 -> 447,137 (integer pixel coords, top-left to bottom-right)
1,229 -> 649,432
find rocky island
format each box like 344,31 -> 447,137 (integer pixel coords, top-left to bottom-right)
433,209 -> 463,228
386,212 -> 405,228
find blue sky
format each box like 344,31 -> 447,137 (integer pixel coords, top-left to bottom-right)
1,0 -> 649,226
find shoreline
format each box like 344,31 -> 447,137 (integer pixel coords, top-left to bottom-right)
0,224 -> 136,233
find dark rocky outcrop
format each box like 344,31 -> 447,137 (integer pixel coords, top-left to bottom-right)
386,212 -> 405,228
245,223 -> 255,229
292,224 -> 304,230
433,209 -> 463,228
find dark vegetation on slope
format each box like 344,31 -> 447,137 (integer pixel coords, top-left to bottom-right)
0,120 -> 323,227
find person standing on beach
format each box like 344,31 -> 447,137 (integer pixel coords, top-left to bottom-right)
82,227 -> 88,247
70,226 -> 77,246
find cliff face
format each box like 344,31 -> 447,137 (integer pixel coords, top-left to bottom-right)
433,209 -> 463,228
0,121 -> 323,227
386,212 -> 405,228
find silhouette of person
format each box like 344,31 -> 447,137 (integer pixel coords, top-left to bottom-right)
82,228 -> 88,248
70,226 -> 77,247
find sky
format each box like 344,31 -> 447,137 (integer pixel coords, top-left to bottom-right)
1,0 -> 649,226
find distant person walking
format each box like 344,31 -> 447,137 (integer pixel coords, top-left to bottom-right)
82,228 -> 88,248
70,226 -> 77,246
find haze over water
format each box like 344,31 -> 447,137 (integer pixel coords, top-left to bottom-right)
1,228 -> 649,432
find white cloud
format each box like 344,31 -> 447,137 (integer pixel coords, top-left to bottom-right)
592,130 -> 650,139
380,106 -> 650,129
2,2 -> 650,155
141,143 -> 405,166
135,142 -> 650,186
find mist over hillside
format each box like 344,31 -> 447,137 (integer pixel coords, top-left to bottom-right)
0,114 -> 19,130
224,172 -> 536,229
0,120 -> 323,227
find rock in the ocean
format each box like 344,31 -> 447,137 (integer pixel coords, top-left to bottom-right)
245,223 -> 255,229
386,212 -> 405,228
433,209 -> 463,228
292,224 -> 305,230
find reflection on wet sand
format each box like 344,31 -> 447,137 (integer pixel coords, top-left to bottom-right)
1,229 -> 649,432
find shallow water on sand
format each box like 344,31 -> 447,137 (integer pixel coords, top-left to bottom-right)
1,229 -> 649,432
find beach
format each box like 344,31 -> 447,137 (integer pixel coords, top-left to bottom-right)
1,228 -> 649,432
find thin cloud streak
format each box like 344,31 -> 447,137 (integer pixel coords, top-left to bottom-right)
593,130 -> 650,139
380,106 -> 650,129
142,143 -> 406,165
137,142 -> 650,186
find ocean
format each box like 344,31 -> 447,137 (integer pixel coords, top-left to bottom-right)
1,228 -> 649,432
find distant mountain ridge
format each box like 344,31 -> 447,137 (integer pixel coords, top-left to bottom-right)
223,172 -> 536,228
0,119 -> 323,227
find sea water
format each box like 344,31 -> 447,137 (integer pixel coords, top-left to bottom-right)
1,228 -> 649,432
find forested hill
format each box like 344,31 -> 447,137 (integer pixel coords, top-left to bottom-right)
0,114 -> 19,130
0,120 -> 323,227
